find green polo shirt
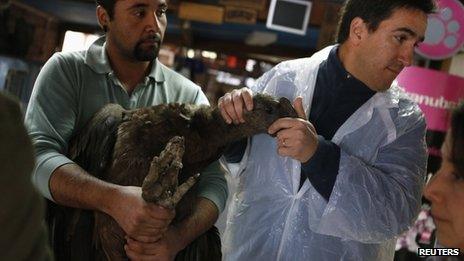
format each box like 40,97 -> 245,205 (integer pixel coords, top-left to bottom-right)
25,36 -> 227,212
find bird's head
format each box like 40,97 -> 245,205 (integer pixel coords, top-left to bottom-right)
242,93 -> 298,133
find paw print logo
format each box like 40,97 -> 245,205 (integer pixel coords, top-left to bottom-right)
416,0 -> 464,60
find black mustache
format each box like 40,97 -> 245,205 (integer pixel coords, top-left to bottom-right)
140,34 -> 162,42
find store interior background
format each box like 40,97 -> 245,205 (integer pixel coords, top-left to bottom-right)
1,0 -> 464,260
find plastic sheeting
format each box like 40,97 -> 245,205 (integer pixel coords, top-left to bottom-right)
221,45 -> 427,260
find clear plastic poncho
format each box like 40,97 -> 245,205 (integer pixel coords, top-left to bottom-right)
221,46 -> 427,261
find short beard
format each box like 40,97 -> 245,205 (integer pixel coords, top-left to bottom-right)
133,33 -> 162,61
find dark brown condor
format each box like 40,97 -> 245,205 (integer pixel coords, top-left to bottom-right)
55,93 -> 297,260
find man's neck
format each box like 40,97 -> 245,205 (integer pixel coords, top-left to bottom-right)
338,43 -> 377,92
106,43 -> 152,95
338,44 -> 359,80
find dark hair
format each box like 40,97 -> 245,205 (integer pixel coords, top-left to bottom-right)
95,0 -> 116,19
450,102 -> 464,175
336,0 -> 436,44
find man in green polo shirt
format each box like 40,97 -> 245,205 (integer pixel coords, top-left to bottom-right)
25,0 -> 227,259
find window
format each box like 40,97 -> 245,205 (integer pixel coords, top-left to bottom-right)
61,30 -> 99,53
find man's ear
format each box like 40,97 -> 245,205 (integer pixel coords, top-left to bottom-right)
96,6 -> 110,32
348,17 -> 368,45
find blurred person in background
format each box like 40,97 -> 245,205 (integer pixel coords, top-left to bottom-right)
425,102 -> 464,255
0,92 -> 52,261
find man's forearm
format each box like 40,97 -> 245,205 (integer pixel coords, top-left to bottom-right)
172,197 -> 219,251
49,163 -> 119,214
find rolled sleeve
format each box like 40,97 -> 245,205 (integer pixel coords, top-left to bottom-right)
196,160 -> 228,213
33,152 -> 73,200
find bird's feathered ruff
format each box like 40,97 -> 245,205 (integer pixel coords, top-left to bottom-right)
68,104 -> 127,179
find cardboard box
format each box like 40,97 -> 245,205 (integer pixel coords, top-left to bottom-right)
219,0 -> 267,11
225,6 -> 257,24
178,2 -> 224,24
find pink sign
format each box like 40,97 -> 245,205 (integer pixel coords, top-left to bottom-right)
416,0 -> 464,60
396,66 -> 464,132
